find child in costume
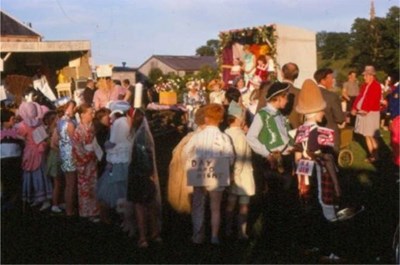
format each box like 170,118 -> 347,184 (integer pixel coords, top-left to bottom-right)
248,55 -> 268,91
73,104 -> 99,222
208,79 -> 226,105
183,103 -> 234,245
43,110 -> 63,213
242,45 -> 256,87
57,100 -> 77,216
230,57 -> 243,81
224,101 -> 255,240
183,81 -> 207,130
17,101 -> 53,211
293,79 -> 341,221
167,106 -> 206,214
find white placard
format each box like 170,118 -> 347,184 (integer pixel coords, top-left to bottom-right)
187,157 -> 230,187
91,137 -> 104,161
33,77 -> 57,101
96,64 -> 113,78
134,83 -> 143,108
0,85 -> 7,101
32,125 -> 48,144
296,159 -> 315,176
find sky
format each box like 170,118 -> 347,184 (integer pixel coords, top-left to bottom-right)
1,0 -> 398,68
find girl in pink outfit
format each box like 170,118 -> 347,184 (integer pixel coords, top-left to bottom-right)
17,101 -> 52,211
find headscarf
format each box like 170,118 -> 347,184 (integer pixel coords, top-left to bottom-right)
18,101 -> 44,127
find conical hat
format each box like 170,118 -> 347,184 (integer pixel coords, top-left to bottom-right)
296,79 -> 326,114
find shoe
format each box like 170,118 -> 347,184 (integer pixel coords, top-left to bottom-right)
238,233 -> 249,241
39,201 -> 51,211
137,239 -> 149,248
364,156 -> 377,163
51,205 -> 62,213
319,252 -> 343,263
30,201 -> 41,207
336,205 -> 365,222
89,217 -> 100,223
150,235 -> 163,243
211,236 -> 220,245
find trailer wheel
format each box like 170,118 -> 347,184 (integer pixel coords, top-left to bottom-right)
338,149 -> 353,167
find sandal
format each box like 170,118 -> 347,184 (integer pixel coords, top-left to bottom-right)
137,239 -> 149,248
150,234 -> 163,243
364,156 -> 377,163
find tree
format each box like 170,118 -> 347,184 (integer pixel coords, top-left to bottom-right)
148,67 -> 163,85
350,6 -> 400,73
195,39 -> 220,56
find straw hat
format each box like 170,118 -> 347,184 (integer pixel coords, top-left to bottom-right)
296,79 -> 326,114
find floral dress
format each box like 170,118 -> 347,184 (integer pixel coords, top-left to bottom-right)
73,123 -> 99,217
183,91 -> 207,129
57,116 -> 76,172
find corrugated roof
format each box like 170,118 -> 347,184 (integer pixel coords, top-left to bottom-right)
1,10 -> 42,37
153,55 -> 217,71
113,66 -> 137,72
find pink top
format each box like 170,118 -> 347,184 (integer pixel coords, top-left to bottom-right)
17,122 -> 47,171
93,87 -> 119,109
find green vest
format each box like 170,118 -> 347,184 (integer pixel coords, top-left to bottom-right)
257,109 -> 292,152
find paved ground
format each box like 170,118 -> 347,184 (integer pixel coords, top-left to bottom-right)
2,131 -> 399,264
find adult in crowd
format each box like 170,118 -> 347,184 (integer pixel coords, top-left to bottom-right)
314,68 -> 345,152
83,79 -> 96,106
93,77 -> 119,110
351,66 -> 382,163
386,73 -> 400,167
280,62 -> 303,129
122,79 -> 136,105
342,71 -> 360,126
127,108 -> 162,248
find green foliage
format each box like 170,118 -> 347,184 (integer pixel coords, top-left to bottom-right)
350,6 -> 400,74
317,32 -> 351,60
319,5 -> 399,85
196,39 -> 220,56
148,67 -> 163,85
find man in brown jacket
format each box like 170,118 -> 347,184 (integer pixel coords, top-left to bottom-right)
314,68 -> 346,152
280,62 -> 303,129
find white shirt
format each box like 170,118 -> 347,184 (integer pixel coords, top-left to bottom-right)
246,103 -> 290,157
107,116 -> 133,164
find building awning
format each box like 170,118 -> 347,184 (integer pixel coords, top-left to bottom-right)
0,40 -> 90,53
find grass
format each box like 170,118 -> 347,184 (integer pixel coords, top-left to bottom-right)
1,128 -> 398,264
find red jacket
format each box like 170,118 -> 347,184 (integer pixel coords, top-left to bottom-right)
352,79 -> 381,112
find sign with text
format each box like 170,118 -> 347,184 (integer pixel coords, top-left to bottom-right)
187,157 -> 230,187
296,159 -> 315,177
32,125 -> 48,144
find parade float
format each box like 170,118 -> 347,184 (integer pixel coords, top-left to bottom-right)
219,23 -> 317,88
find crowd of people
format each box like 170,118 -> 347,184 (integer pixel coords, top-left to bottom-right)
1,55 -> 399,258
